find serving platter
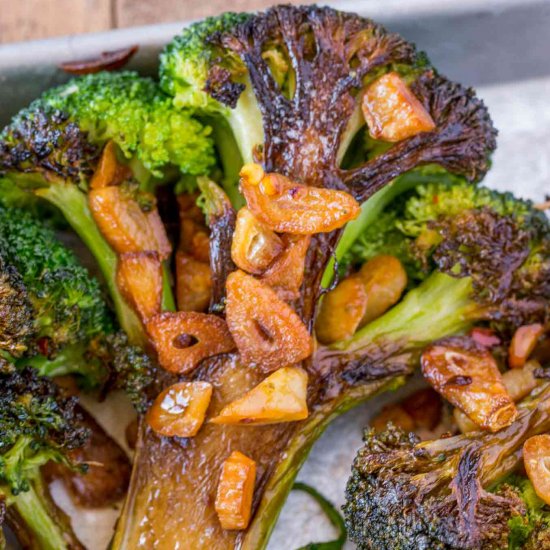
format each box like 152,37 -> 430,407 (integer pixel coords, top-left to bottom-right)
1,0 -> 549,547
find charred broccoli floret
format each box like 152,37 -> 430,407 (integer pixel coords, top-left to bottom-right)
0,204 -> 113,386
0,365 -> 89,550
496,475 -> 550,549
344,384 -> 550,550
161,6 -> 495,210
327,181 -> 549,387
114,6 -> 499,550
0,71 -> 211,343
0,205 -> 155,405
93,331 -> 155,413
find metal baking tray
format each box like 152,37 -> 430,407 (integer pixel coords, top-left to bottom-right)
1,1 -> 549,548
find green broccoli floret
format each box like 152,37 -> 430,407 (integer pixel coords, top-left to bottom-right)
0,71 -> 212,343
92,331 -> 155,414
0,204 -> 113,353
0,205 -> 115,387
494,475 -> 550,549
0,365 -> 88,549
342,174 -> 545,281
160,13 -> 259,206
343,384 -> 550,550
328,181 -> 548,387
0,255 -> 34,357
0,206 -> 155,404
38,71 -> 214,180
160,13 -> 252,113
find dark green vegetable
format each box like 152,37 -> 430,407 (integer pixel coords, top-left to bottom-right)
0,204 -> 155,406
494,475 -> 550,549
0,71 -> 211,343
0,365 -> 89,550
343,385 -> 550,550
114,6 -> 498,550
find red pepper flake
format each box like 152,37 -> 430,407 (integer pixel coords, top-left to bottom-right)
470,327 -> 501,348
59,45 -> 138,75
37,337 -> 50,357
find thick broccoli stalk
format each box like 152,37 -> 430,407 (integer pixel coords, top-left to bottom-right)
114,6 -> 504,548
0,366 -> 89,550
343,384 -> 550,550
0,71 -> 213,343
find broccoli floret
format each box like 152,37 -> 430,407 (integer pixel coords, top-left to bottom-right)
0,256 -> 34,357
343,384 -> 550,550
0,205 -> 113,354
0,205 -> 115,388
343,176 -> 545,280
0,205 -> 155,403
494,475 -> 550,549
114,7 -> 501,548
37,71 -> 214,179
160,13 -> 252,113
160,12 -> 259,205
328,181 -> 549,389
92,332 -> 155,413
0,365 -> 88,549
341,178 -> 549,324
0,71 -> 211,343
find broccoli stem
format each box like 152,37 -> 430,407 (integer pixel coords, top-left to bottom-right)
243,274 -> 483,548
16,343 -> 106,388
335,272 -> 478,354
321,174 -> 416,288
161,262 -> 176,312
9,479 -> 76,550
226,77 -> 264,166
209,119 -> 245,209
241,376 -> 405,550
34,183 -> 145,347
321,167 -> 462,289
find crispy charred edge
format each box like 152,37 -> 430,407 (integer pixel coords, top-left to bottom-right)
208,4 -> 416,183
95,331 -> 157,414
0,255 -> 35,357
209,207 -> 237,313
197,179 -> 237,312
311,342 -> 415,401
1,366 -> 90,452
344,425 -> 525,550
0,108 -> 99,184
343,71 -> 497,201
431,208 -> 549,325
206,66 -> 246,109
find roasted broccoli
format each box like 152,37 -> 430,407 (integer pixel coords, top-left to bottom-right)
0,71 -> 212,343
113,6 -> 499,550
0,204 -> 155,407
0,204 -> 112,383
329,176 -> 549,378
160,7 -> 495,209
496,475 -> 550,549
0,365 -> 89,550
343,384 -> 550,550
